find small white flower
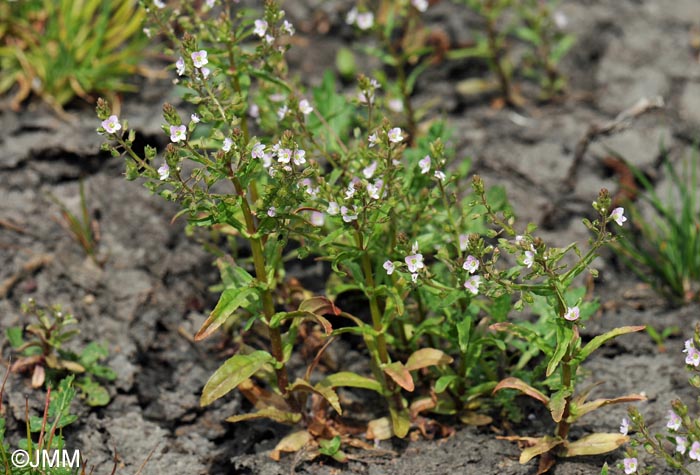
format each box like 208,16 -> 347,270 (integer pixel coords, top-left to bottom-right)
254,19 -> 268,37
418,155 -> 431,174
191,50 -> 208,68
345,181 -> 357,199
411,0 -> 429,12
277,105 -> 289,120
310,211 -> 324,226
299,99 -> 313,115
463,255 -> 479,274
222,137 -> 233,152
388,98 -> 403,112
101,115 -> 121,134
563,306 -> 580,322
267,207 -> 276,217
157,163 -> 170,180
464,275 -> 481,295
383,260 -> 395,275
411,273 -> 419,283
251,142 -> 265,159
667,410 -> 682,431
327,202 -> 340,215
277,148 -> 292,164
356,11 -> 374,30
176,57 -> 185,76
170,125 -> 187,143
368,133 -> 379,147
387,127 -> 403,143
293,149 -> 306,166
200,67 -> 211,79
459,234 -> 468,251
553,11 -> 568,29
434,170 -> 446,181
282,20 -> 295,36
610,207 -> 627,226
363,161 -> 378,179
676,436 -> 688,454
190,113 -> 200,124
153,0 -> 165,8
346,7 -> 358,26
405,253 -> 424,273
341,205 -> 358,223
619,417 -> 629,435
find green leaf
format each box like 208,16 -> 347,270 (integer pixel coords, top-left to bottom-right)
288,379 -> 342,414
79,342 -> 108,366
514,26 -> 541,46
250,68 -> 291,92
335,47 -> 356,79
405,348 -> 453,371
75,376 -> 110,407
7,327 -> 24,348
317,372 -> 383,394
200,351 -> 274,406
269,311 -> 332,334
435,375 -> 458,393
195,287 -> 257,341
389,406 -> 411,438
226,407 -> 301,424
551,35 -> 576,63
576,326 -> 646,363
456,316 -> 472,354
569,394 -> 646,423
562,433 -> 628,457
546,324 -> 572,377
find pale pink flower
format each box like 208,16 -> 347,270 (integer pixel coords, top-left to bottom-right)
610,207 -> 627,226
157,163 -> 170,181
388,127 -> 403,143
383,260 -> 395,275
101,115 -> 121,134
253,19 -> 268,37
191,50 -> 208,68
327,202 -> 340,215
176,57 -> 185,76
170,125 -> 187,143
418,155 -> 431,174
563,306 -> 580,322
623,458 -> 637,474
405,253 -> 424,273
299,99 -> 313,115
463,255 -> 479,274
667,410 -> 682,431
464,275 -> 481,295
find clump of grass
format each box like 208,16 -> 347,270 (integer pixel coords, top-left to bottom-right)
612,146 -> 700,304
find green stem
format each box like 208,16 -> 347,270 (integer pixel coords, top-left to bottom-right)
231,175 -> 290,397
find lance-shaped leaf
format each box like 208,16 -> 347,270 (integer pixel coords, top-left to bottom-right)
270,430 -> 312,461
383,361 -> 415,392
289,379 -> 342,414
269,311 -> 332,334
405,348 -> 454,371
195,287 -> 257,341
493,377 -> 549,405
546,324 -> 572,377
317,372 -> 383,394
569,394 -> 647,423
201,351 -> 273,406
298,296 -> 341,316
518,436 -> 565,464
575,326 -> 646,363
226,407 -> 301,425
561,433 -> 629,457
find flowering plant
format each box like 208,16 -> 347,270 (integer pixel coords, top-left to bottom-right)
97,0 -> 641,465
621,324 -> 700,474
